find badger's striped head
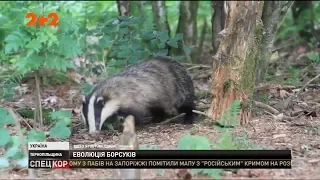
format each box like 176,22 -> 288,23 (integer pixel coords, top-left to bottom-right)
81,93 -> 121,134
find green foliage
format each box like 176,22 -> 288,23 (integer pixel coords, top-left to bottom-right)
177,135 -> 211,150
48,110 -> 72,139
277,2 -> 320,45
0,107 -> 73,168
306,52 -> 320,63
0,108 -> 27,168
80,12 -> 191,78
285,65 -> 300,86
0,82 -> 18,101
216,100 -> 241,127
1,2 -> 82,80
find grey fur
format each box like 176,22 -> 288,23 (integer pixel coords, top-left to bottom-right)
81,56 -> 195,131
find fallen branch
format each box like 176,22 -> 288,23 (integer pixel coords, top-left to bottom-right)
253,101 -> 279,114
253,101 -> 295,121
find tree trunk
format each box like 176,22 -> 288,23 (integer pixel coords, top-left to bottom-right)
197,18 -> 208,60
255,2 -> 282,85
117,0 -> 130,16
211,1 -> 226,55
136,1 -> 145,18
292,1 -> 314,42
151,1 -> 170,34
207,1 -> 264,125
151,1 -> 171,55
174,1 -> 199,61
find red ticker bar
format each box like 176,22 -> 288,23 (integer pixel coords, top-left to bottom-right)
28,159 -> 292,169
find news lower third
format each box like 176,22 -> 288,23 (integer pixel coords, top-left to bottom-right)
28,142 -> 292,169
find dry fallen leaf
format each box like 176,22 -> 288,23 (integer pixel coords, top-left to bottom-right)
274,113 -> 284,121
279,90 -> 290,98
56,85 -> 70,97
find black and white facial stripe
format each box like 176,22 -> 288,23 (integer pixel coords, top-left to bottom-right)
81,94 -> 121,133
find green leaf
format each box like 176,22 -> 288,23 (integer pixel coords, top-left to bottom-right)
131,39 -> 141,48
150,39 -> 159,49
63,117 -> 72,126
141,32 -> 156,40
49,120 -> 71,140
158,49 -> 168,56
99,36 -> 111,47
183,45 -> 191,54
172,56 -> 184,61
114,60 -> 126,66
79,27 -> 88,34
4,34 -> 18,42
177,135 -> 211,150
158,30 -> 169,43
26,130 -> 46,143
216,100 -> 241,126
132,50 -> 144,58
117,50 -> 131,58
167,40 -> 178,48
118,27 -> 128,37
119,41 -> 129,50
0,128 -> 10,146
5,146 -> 19,158
157,43 -> 166,49
120,22 -> 129,28
110,50 -> 118,57
0,108 -> 14,126
4,43 -> 17,54
9,136 -> 21,147
128,56 -> 138,64
215,130 -> 237,150
16,156 -> 28,168
0,157 -> 9,168
52,35 -> 82,58
50,110 -> 72,120
101,26 -> 115,34
25,38 -> 42,53
105,18 -> 117,25
118,16 -> 129,21
130,17 -> 142,25
173,33 -> 183,41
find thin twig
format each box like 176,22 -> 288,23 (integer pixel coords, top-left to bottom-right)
158,113 -> 185,125
285,73 -> 320,108
192,110 -> 208,117
276,1 -> 295,30
8,108 -> 35,179
187,65 -> 211,71
12,109 -> 32,130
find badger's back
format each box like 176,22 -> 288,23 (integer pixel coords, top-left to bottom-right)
98,57 -> 194,113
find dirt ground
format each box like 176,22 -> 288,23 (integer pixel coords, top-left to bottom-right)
1,83 -> 320,179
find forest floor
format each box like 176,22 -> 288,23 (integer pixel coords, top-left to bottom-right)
1,44 -> 320,179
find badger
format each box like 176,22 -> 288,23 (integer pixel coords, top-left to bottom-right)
81,56 -> 196,134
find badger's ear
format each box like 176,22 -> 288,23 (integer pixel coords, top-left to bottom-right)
82,96 -> 86,103
96,96 -> 104,105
